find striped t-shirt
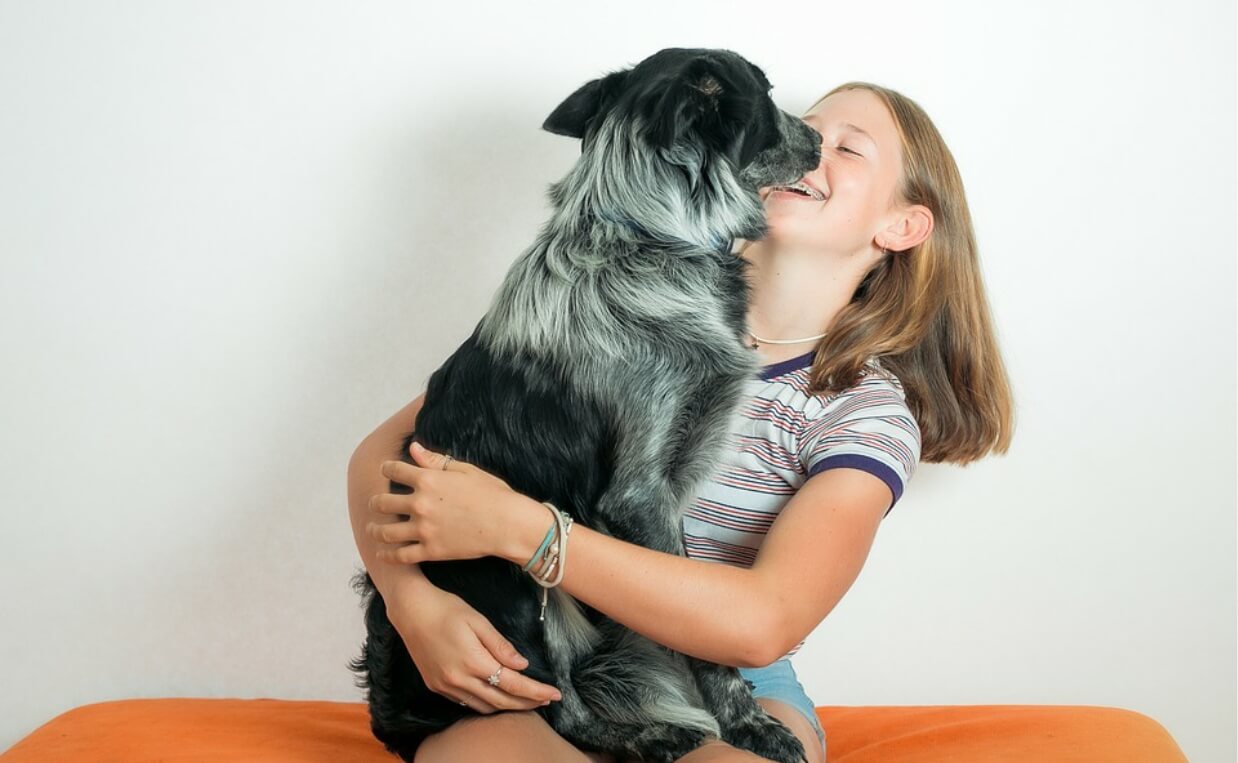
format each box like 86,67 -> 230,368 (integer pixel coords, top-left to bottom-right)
680,349 -> 921,660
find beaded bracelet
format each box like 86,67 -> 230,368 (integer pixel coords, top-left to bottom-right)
531,507 -> 572,585
526,501 -> 573,622
522,519 -> 557,572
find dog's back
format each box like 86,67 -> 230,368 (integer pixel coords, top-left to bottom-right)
352,47 -> 822,763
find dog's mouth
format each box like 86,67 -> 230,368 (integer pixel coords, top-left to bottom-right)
766,181 -> 826,202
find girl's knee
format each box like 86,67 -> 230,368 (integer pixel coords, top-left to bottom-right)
415,711 -> 554,762
672,738 -> 770,762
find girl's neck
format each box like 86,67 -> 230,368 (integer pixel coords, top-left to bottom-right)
740,239 -> 860,362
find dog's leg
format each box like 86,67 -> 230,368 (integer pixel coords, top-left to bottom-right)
641,375 -> 809,763
580,478 -> 805,763
551,616 -> 723,763
544,385 -> 735,760
686,657 -> 807,763
548,474 -> 721,762
549,383 -> 726,761
559,374 -> 804,763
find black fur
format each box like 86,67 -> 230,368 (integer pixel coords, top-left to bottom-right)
349,47 -> 820,762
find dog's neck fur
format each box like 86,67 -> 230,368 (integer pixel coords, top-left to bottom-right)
547,114 -> 764,256
476,114 -> 762,382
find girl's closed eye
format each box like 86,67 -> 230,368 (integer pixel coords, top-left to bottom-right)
837,145 -> 862,156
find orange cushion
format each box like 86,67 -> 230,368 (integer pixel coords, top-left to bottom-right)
817,704 -> 1187,762
0,698 -> 1188,762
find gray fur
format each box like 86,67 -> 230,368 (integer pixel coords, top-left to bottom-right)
471,49 -> 819,763
349,48 -> 822,763
478,107 -> 813,372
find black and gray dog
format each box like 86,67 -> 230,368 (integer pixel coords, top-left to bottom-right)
349,47 -> 822,763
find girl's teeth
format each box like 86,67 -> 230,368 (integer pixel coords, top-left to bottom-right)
772,184 -> 823,200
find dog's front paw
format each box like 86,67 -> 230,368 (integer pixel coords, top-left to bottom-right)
723,712 -> 807,763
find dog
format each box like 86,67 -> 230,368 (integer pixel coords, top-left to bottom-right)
349,47 -> 821,763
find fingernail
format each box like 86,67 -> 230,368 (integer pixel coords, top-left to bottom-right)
412,442 -> 424,453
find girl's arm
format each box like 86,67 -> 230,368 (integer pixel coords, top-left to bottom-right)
507,506 -> 771,667
378,433 -> 893,669
494,465 -> 890,668
379,442 -> 775,667
350,394 -> 564,709
348,392 -> 438,604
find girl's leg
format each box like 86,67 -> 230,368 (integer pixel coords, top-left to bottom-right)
414,710 -> 617,763
754,698 -> 826,763
413,704 -> 825,763
414,711 -> 768,763
661,701 -> 825,763
668,739 -> 777,762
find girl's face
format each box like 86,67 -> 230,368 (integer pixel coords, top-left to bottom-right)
758,88 -> 906,257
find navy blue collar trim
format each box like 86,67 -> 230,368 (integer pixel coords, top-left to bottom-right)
758,349 -> 817,380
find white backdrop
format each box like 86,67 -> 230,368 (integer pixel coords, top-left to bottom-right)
0,1 -> 1233,760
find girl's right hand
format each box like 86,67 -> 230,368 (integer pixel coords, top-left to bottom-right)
386,583 -> 564,713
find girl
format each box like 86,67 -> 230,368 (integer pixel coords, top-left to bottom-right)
347,81 -> 1014,763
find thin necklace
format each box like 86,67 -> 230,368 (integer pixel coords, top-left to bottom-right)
747,329 -> 827,350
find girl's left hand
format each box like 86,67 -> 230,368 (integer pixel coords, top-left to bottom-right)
368,441 -> 525,565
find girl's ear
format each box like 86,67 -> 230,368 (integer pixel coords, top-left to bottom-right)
542,69 -> 631,140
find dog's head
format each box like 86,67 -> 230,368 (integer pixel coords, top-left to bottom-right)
542,48 -> 821,239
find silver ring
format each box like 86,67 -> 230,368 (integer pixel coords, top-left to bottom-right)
442,454 -> 454,470
487,666 -> 503,686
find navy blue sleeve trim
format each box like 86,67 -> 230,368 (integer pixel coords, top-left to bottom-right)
807,453 -> 904,518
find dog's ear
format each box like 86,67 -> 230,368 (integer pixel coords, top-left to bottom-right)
543,69 -> 631,140
641,58 -> 770,162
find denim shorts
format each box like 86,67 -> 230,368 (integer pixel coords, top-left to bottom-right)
737,658 -> 826,754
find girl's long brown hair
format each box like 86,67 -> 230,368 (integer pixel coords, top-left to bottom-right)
747,82 -> 1015,465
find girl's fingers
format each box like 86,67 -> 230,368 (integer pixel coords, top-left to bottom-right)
377,540 -> 425,564
368,493 -> 415,516
368,519 -> 417,544
410,441 -> 467,472
456,691 -> 496,714
380,459 -> 423,487
490,668 -> 562,704
469,676 -> 555,712
368,494 -> 392,514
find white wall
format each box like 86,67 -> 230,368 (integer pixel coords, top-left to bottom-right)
1,1 -> 1233,760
